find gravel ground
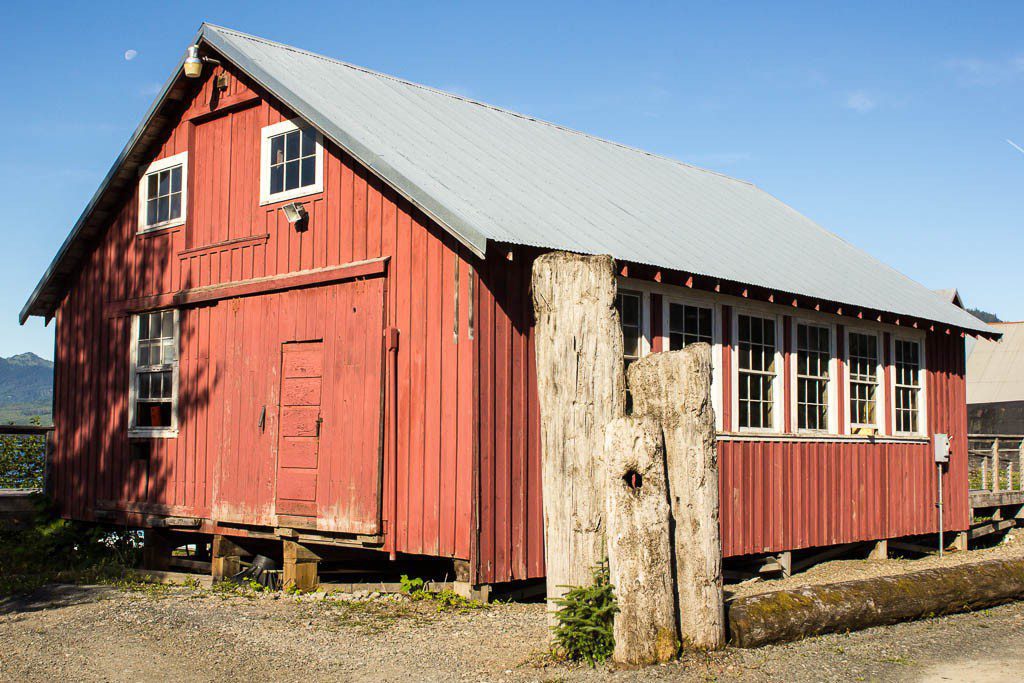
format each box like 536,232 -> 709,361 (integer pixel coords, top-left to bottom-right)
730,529 -> 1024,600
2,577 -> 1024,683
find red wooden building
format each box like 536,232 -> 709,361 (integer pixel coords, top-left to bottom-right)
22,25 -> 997,587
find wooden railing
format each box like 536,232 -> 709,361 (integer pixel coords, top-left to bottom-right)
968,434 -> 1024,493
0,425 -> 53,490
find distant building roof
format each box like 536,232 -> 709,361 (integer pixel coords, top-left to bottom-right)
19,24 -> 997,338
933,288 -> 964,308
968,322 -> 1024,404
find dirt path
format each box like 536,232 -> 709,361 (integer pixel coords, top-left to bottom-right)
2,583 -> 1024,682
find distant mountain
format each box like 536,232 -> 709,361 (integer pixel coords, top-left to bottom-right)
0,353 -> 53,424
967,308 -> 1002,324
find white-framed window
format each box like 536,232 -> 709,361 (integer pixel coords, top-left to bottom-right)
845,329 -> 883,433
615,290 -> 644,375
259,119 -> 324,205
129,309 -> 179,437
664,296 -> 723,429
137,152 -> 187,233
667,301 -> 713,350
793,322 -> 835,433
892,337 -> 926,435
734,312 -> 783,431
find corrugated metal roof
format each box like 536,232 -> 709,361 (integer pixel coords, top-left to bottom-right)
968,323 -> 1024,404
21,24 -> 996,336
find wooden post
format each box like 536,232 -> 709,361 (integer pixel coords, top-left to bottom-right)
532,252 -> 625,621
604,416 -> 678,664
1018,440 -> 1024,491
211,535 -> 248,581
777,552 -> 793,579
868,539 -> 888,560
283,540 -> 320,592
992,438 -> 1001,492
951,531 -> 968,552
982,458 -> 989,491
628,344 -> 725,650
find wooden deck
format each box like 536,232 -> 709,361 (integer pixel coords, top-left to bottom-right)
0,488 -> 42,523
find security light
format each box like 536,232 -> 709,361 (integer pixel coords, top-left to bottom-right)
183,45 -> 203,79
183,45 -> 221,79
282,202 -> 308,229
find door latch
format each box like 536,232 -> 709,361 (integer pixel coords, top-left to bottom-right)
258,406 -> 266,432
316,413 -> 323,437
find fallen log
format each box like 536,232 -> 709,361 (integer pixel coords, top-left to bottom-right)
628,345 -> 725,650
727,558 -> 1024,648
604,416 -> 678,664
531,251 -> 625,624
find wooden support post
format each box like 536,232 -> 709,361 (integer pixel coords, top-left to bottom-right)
992,438 -> 1001,492
629,344 -> 725,650
982,458 -> 989,491
868,539 -> 889,560
1018,440 -> 1024,491
777,551 -> 793,579
211,535 -> 248,582
951,531 -> 968,552
452,559 -> 472,583
531,252 -> 625,623
283,540 -> 320,592
604,416 -> 677,664
142,529 -> 176,571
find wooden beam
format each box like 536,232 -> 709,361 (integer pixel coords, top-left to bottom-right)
105,257 -> 388,318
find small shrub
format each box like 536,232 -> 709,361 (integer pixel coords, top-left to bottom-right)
399,574 -> 425,597
0,495 -> 140,596
551,559 -> 618,666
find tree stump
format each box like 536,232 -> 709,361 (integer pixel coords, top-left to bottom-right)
531,251 -> 625,622
605,416 -> 678,664
628,344 -> 725,650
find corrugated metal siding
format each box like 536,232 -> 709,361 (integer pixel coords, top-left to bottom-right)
719,332 -> 968,556
49,61 -> 475,562
191,24 -> 987,335
25,24 -> 992,337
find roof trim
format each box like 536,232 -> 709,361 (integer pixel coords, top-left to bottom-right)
18,33 -> 197,324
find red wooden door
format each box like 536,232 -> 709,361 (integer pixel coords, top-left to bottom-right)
275,341 -> 325,517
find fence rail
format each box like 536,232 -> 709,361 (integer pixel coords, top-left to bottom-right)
0,425 -> 52,490
968,434 -> 1024,493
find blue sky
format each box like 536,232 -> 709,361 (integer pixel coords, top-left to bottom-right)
2,1 -> 1022,359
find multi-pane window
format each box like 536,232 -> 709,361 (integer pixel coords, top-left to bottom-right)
145,166 -> 183,226
268,126 -> 318,196
796,324 -> 830,431
138,152 -> 187,231
131,310 -> 178,432
848,332 -> 879,428
668,303 -> 712,350
737,314 -> 777,429
616,291 -> 643,372
894,339 -> 922,433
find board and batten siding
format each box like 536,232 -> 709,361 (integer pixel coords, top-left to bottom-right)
50,61 -> 475,564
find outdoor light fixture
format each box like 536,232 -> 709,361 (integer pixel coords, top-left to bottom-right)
182,45 -> 221,79
282,202 -> 309,230
183,45 -> 203,78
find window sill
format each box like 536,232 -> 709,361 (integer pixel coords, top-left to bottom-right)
128,429 -> 178,440
137,219 -> 185,236
718,432 -> 929,444
259,184 -> 323,207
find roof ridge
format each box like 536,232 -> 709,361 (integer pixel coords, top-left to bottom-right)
202,24 -> 753,187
